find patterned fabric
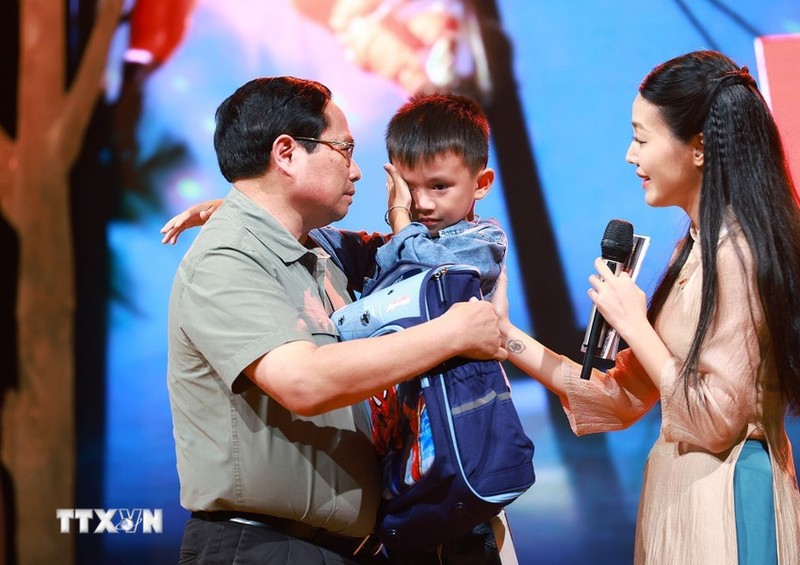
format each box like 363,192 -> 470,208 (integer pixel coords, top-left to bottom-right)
371,381 -> 435,498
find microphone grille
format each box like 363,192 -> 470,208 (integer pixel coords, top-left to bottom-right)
601,219 -> 634,262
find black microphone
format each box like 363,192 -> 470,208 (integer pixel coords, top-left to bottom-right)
580,219 -> 634,380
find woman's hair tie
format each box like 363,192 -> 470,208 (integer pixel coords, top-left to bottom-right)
717,66 -> 757,89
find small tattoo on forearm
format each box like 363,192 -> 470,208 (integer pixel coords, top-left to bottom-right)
507,339 -> 526,354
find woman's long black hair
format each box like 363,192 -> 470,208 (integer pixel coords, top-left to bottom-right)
643,51 -> 800,413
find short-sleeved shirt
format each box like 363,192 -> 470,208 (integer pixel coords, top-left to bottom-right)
167,187 -> 380,537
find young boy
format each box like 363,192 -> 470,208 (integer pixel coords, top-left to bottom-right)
326,94 -> 515,565
360,92 -> 505,300
161,93 -> 517,564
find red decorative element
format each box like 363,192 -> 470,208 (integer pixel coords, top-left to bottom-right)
128,0 -> 198,66
755,34 -> 800,191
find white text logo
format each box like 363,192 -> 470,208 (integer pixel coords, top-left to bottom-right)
56,509 -> 163,534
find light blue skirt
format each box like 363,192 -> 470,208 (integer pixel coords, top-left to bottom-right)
734,439 -> 777,564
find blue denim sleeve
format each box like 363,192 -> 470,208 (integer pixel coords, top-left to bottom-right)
372,219 -> 507,299
310,226 -> 389,294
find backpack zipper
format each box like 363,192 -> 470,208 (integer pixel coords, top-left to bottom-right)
432,267 -> 448,305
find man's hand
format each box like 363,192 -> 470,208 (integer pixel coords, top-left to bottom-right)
442,297 -> 507,361
160,199 -> 223,245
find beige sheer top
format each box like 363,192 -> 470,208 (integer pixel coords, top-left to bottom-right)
559,223 -> 800,564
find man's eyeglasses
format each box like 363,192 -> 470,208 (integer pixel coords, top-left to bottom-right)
294,136 -> 355,165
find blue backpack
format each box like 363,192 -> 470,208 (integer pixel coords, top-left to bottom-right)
331,262 -> 535,552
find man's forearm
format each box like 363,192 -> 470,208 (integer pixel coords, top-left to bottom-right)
250,302 -> 503,416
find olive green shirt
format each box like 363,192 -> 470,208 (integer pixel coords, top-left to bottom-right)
167,188 -> 379,537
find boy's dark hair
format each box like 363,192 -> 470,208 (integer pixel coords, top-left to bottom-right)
214,76 -> 332,183
385,93 -> 490,174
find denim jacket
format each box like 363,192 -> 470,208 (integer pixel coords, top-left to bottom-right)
311,217 -> 507,300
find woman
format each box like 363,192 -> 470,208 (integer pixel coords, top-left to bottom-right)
496,50 -> 800,564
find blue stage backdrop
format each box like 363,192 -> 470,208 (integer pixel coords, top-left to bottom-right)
92,1 -> 800,563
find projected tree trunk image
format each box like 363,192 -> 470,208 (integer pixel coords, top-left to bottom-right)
0,1 -> 121,563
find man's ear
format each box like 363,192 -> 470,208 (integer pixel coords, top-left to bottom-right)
272,134 -> 297,172
691,133 -> 704,167
474,168 -> 495,200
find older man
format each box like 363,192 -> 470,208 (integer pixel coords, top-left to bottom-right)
167,76 -> 506,564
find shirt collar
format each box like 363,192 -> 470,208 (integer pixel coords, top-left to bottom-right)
224,187 -> 311,265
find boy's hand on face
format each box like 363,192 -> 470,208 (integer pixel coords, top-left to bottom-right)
384,163 -> 412,210
384,163 -> 413,233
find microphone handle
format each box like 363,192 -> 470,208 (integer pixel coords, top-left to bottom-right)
580,307 -> 606,380
580,259 -> 622,380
